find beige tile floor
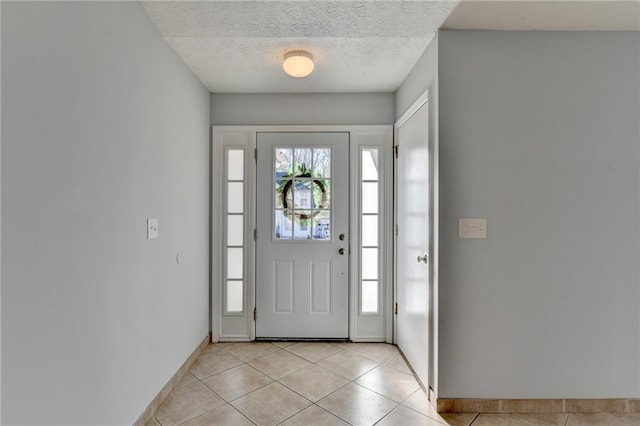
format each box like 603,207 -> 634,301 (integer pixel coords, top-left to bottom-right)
147,342 -> 640,426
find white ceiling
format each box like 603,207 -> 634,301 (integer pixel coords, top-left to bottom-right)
141,1 -> 457,93
142,1 -> 640,94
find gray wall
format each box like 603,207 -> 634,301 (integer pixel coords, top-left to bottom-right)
211,93 -> 395,125
2,2 -> 210,424
395,33 -> 438,122
438,30 -> 640,398
0,3 -> 3,421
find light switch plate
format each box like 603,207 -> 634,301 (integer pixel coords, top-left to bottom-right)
459,218 -> 487,239
147,218 -> 159,239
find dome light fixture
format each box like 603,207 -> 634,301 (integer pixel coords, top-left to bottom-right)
283,50 -> 314,78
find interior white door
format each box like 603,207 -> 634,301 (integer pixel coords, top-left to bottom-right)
256,132 -> 349,338
396,102 -> 431,387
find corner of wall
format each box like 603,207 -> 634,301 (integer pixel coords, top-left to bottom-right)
0,0 -> 3,421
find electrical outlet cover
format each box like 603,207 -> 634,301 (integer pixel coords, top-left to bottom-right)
147,218 -> 159,239
459,218 -> 487,239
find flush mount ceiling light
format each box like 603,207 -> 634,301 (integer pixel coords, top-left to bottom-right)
283,50 -> 314,78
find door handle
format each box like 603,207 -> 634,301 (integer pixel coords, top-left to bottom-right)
339,248 -> 346,255
417,254 -> 428,264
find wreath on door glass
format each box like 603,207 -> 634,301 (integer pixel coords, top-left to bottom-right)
277,164 -> 328,221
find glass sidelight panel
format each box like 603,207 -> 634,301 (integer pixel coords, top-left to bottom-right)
226,280 -> 243,312
362,215 -> 378,247
225,149 -> 245,313
228,150 -> 244,180
361,281 -> 378,313
228,182 -> 244,213
361,248 -> 378,280
360,147 -> 380,314
227,214 -> 244,246
361,182 -> 378,214
274,146 -> 332,241
227,247 -> 243,279
362,149 -> 379,181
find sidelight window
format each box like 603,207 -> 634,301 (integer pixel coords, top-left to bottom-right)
225,149 -> 245,313
360,148 -> 380,314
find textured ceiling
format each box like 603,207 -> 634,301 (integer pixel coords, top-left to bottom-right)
142,1 -> 639,94
141,1 -> 458,93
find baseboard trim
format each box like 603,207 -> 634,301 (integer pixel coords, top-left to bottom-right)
133,333 -> 211,426
437,398 -> 640,414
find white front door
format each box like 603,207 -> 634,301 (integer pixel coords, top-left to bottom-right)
396,100 -> 431,387
256,132 -> 349,338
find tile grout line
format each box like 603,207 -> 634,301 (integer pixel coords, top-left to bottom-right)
229,400 -> 259,426
303,346 -> 400,425
157,343 -> 640,426
468,412 -> 481,425
215,344 -> 318,424
173,383 -> 227,426
174,342 -> 426,426
174,403 -> 256,426
190,356 -> 246,381
279,347 -> 374,412
185,347 -> 274,425
291,344 -> 426,425
396,388 -> 448,425
371,405 -> 400,426
308,351 -> 401,426
276,369 -> 352,403
214,353 -> 303,425
200,370 -> 274,405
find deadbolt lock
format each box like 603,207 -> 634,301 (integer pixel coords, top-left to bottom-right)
339,233 -> 345,241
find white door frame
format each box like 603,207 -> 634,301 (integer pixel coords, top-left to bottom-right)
211,125 -> 393,342
393,89 -> 439,400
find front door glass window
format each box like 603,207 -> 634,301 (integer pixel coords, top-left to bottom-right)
274,147 -> 332,241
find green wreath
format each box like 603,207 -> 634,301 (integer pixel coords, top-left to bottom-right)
278,164 -> 328,221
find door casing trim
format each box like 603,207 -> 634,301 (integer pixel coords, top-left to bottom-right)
211,125 -> 393,343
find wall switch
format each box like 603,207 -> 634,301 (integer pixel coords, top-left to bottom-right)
459,218 -> 487,239
147,218 -> 159,239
